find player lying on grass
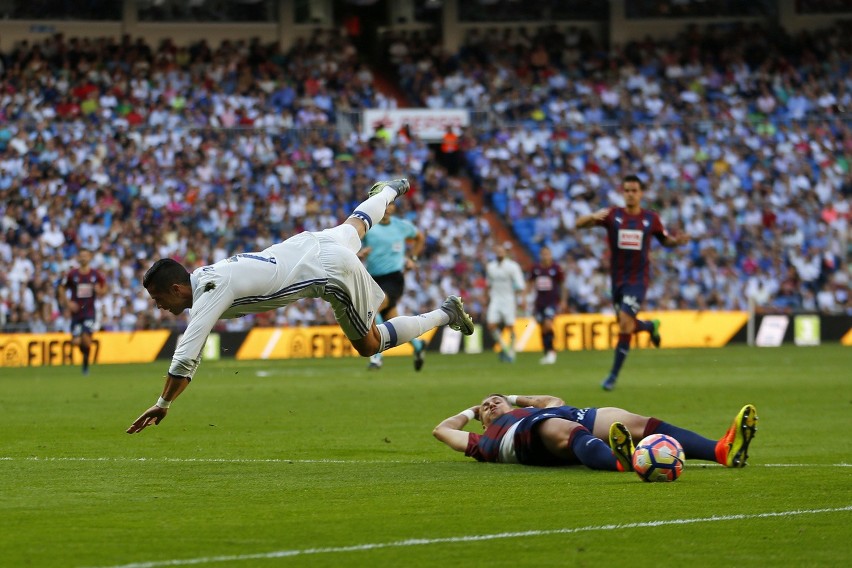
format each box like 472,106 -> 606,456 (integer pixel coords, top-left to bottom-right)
433,394 -> 757,471
127,179 -> 475,434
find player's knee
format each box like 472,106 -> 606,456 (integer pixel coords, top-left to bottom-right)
540,419 -> 583,453
356,345 -> 376,357
351,334 -> 380,357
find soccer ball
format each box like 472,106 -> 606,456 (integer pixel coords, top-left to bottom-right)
632,434 -> 685,482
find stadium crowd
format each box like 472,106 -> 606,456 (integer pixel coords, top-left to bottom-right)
1,21 -> 850,337
0,30 -> 491,334
387,21 -> 850,314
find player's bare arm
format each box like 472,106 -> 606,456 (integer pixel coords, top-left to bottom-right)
56,283 -> 77,313
575,208 -> 610,229
432,406 -> 479,452
661,232 -> 691,247
408,231 -> 426,258
511,395 -> 565,408
559,284 -> 570,313
126,372 -> 191,434
404,231 -> 425,270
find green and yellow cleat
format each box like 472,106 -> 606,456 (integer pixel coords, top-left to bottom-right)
718,404 -> 758,467
440,295 -> 474,335
609,421 -> 635,472
650,319 -> 661,348
368,179 -> 410,199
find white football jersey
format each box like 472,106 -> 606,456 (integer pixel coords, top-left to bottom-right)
486,257 -> 525,302
170,228 -> 383,378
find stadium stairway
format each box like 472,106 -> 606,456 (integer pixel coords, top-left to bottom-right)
364,62 -> 531,267
370,65 -> 411,108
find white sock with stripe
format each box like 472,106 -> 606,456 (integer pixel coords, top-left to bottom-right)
376,310 -> 450,352
348,187 -> 395,231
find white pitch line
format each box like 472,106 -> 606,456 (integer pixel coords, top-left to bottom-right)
0,456 -> 412,464
1,457 -> 850,467
86,506 -> 852,568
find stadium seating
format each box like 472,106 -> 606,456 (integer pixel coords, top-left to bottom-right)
0,20 -> 850,334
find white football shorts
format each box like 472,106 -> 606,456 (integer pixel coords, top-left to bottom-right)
315,225 -> 385,340
486,297 -> 517,326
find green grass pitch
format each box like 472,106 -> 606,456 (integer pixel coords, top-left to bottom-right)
1,344 -> 850,567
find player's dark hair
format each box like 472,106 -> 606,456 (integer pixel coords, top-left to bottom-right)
623,174 -> 644,190
485,393 -> 510,404
143,258 -> 190,292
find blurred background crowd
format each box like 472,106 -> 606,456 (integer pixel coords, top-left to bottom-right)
0,2 -> 849,336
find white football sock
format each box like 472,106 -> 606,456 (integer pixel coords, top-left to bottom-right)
348,187 -> 395,231
377,310 -> 449,352
491,328 -> 508,350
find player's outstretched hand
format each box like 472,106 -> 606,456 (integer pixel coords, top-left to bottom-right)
592,207 -> 611,221
127,406 -> 168,434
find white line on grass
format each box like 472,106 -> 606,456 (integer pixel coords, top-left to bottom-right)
86,506 -> 852,568
0,456 -> 410,464
2,457 -> 851,467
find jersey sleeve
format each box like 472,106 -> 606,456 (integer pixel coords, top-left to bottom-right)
169,270 -> 235,379
512,263 -> 525,290
650,212 -> 670,242
600,208 -> 617,228
464,432 -> 485,461
402,218 -> 419,239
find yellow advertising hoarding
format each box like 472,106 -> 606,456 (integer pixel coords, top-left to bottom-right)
511,311 -> 749,352
236,326 -> 438,360
0,311 -> 751,366
0,331 -> 170,367
237,312 -> 747,361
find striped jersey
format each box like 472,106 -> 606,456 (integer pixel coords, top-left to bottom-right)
529,262 -> 564,310
597,207 -> 670,289
465,408 -> 538,462
62,268 -> 106,320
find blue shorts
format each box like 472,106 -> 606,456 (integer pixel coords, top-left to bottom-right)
71,318 -> 96,337
612,284 -> 647,318
534,304 -> 558,324
514,406 -> 598,466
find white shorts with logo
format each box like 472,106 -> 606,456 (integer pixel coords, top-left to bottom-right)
486,297 -> 517,326
314,225 -> 385,340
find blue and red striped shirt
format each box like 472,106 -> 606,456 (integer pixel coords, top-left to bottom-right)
62,268 -> 106,320
529,263 -> 564,311
465,408 -> 538,462
598,207 -> 669,290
